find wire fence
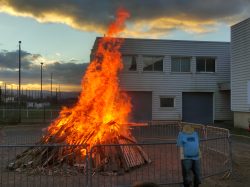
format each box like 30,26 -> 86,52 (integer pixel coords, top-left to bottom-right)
0,108 -> 60,123
0,85 -> 71,123
0,122 -> 232,187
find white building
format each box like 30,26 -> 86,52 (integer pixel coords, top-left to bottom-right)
231,18 -> 250,128
118,39 -> 232,124
92,38 -> 232,124
92,18 -> 250,127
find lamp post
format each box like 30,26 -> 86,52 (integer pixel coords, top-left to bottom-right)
18,41 -> 21,123
40,62 -> 44,100
51,72 -> 53,98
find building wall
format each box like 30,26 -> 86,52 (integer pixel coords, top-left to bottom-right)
234,112 -> 250,129
231,18 -> 250,128
231,18 -> 250,112
118,39 -> 232,121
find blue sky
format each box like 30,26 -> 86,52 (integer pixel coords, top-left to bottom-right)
0,0 -> 249,91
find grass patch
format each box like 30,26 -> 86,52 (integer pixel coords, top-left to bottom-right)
214,121 -> 250,137
230,127 -> 250,137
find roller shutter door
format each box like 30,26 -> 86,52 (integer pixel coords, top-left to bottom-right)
127,91 -> 152,122
182,92 -> 213,124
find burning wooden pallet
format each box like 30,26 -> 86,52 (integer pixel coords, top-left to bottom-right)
91,135 -> 151,173
7,123 -> 150,175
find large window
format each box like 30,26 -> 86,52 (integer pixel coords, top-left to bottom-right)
160,97 -> 175,108
122,55 -> 137,71
171,57 -> 191,72
196,57 -> 215,72
143,56 -> 163,71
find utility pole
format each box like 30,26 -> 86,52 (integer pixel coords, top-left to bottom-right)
0,86 -> 1,104
58,84 -> 61,100
40,62 -> 44,100
51,73 -> 53,98
55,88 -> 58,103
18,41 -> 21,123
4,83 -> 6,119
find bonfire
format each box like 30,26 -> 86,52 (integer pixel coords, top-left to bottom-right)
8,8 -> 150,175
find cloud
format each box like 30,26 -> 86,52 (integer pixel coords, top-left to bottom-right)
0,0 -> 249,37
0,50 -> 88,88
0,50 -> 34,69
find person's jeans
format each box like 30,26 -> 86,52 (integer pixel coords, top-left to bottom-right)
181,159 -> 201,187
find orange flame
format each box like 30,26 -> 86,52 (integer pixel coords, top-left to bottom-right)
45,8 -> 131,153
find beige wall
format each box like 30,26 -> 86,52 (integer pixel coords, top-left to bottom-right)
234,112 -> 250,129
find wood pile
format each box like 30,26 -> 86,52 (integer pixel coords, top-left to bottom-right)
7,122 -> 151,175
91,135 -> 151,174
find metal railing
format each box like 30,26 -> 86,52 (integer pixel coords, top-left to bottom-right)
0,144 -> 88,187
0,121 -> 232,187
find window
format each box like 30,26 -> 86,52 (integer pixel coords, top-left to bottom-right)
196,57 -> 215,72
143,56 -> 163,71
122,55 -> 137,71
160,97 -> 175,108
171,57 -> 191,72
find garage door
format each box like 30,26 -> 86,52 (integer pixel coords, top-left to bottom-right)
182,92 -> 213,124
127,91 -> 152,122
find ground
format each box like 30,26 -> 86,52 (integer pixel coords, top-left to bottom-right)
202,135 -> 250,187
0,122 -> 250,187
201,121 -> 250,187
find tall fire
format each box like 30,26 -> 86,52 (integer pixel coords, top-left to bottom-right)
45,8 -> 132,149
8,8 -> 150,174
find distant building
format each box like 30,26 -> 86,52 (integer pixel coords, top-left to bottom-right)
231,18 -> 250,128
26,102 -> 50,109
5,97 -> 15,103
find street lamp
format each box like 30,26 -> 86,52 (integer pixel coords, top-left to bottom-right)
18,41 -> 21,123
40,62 -> 44,100
51,72 -> 53,98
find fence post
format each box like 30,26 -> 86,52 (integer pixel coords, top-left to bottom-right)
88,147 -> 93,187
43,106 -> 45,123
50,110 -> 52,119
2,108 -> 5,119
85,146 -> 89,187
228,134 -> 233,174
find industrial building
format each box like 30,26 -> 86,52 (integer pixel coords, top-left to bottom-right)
92,17 -> 250,127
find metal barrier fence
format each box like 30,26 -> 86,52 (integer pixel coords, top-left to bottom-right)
0,122 -> 232,187
0,144 -> 88,187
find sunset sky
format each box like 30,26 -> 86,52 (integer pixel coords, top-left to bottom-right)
0,0 -> 249,92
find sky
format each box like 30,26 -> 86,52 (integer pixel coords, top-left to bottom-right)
0,0 -> 250,92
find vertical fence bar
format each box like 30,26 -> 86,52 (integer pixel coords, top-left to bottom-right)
228,134 -> 233,174
43,106 -> 46,123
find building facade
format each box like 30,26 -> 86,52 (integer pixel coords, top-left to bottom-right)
231,18 -> 250,128
114,39 -> 232,124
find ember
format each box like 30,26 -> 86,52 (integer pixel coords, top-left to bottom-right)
8,8 -> 150,174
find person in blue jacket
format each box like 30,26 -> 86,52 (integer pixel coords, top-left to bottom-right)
177,124 -> 201,187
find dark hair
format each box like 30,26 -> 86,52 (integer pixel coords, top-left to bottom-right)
132,182 -> 159,187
